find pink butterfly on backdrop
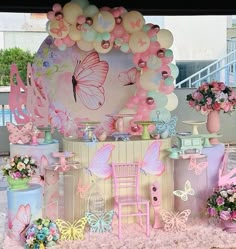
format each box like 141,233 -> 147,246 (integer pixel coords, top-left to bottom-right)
118,67 -> 139,86
26,63 -> 50,128
6,121 -> 33,144
72,51 -> 109,110
159,209 -> 191,233
139,141 -> 165,175
9,204 -> 31,241
218,146 -> 236,186
77,181 -> 91,198
9,64 -> 30,124
188,155 -> 208,175
86,143 -> 115,178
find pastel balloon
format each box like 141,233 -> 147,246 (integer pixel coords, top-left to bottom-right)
48,19 -> 69,39
129,31 -> 150,53
158,80 -> 175,94
81,24 -> 97,41
139,69 -> 161,91
122,11 -> 144,33
62,35 -> 76,47
71,0 -> 90,9
147,91 -> 168,108
93,40 -> 113,53
112,24 -> 125,38
93,11 -> 115,33
120,43 -> 130,53
156,29 -> 174,49
169,63 -> 179,79
146,55 -> 162,70
165,92 -> 179,111
76,40 -> 94,51
62,2 -> 83,24
68,25 -> 82,41
84,5 -> 99,17
52,3 -> 62,12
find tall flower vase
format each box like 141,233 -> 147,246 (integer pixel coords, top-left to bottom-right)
206,110 -> 220,144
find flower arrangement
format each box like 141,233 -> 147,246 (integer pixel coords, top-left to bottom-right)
207,183 -> 236,222
1,155 -> 37,179
186,81 -> 236,114
24,218 -> 60,249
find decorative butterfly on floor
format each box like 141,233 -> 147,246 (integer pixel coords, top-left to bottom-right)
86,143 -> 115,178
159,209 -> 191,233
56,217 -> 87,240
85,210 -> 115,233
139,141 -> 165,175
72,51 -> 109,110
118,67 -> 139,86
9,204 -> 31,241
6,121 -> 33,144
173,180 -> 195,201
188,156 -> 208,175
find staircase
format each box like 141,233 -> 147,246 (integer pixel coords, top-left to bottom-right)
175,39 -> 236,88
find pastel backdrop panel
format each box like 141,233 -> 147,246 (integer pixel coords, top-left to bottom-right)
63,137 -> 173,224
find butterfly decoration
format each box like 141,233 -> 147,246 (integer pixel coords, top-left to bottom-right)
26,63 -> 50,128
85,210 -> 115,233
72,51 -> 109,110
139,141 -> 165,175
56,217 -> 87,240
6,121 -> 33,144
52,151 -> 78,172
188,155 -> 208,175
154,113 -> 178,137
86,143 -> 115,178
130,19 -> 141,29
218,146 -> 236,186
118,67 -> 139,86
9,204 -> 31,240
9,63 -> 31,125
173,180 -> 195,201
77,181 -> 91,199
159,209 -> 191,232
138,38 -> 148,47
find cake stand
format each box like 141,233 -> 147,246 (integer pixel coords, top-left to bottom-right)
106,113 -> 135,133
79,121 -> 100,142
134,121 -> 156,140
182,120 -> 206,135
201,133 -> 222,147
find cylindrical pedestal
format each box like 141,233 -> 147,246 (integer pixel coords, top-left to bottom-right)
7,184 -> 42,241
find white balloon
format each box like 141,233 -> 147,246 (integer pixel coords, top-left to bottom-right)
156,29 -> 174,49
165,92 -> 179,111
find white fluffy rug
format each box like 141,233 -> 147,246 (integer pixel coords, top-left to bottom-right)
2,222 -> 236,249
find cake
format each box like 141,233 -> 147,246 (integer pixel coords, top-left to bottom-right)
7,184 -> 43,241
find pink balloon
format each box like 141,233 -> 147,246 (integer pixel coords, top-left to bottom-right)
111,24 -> 125,38
77,15 -> 86,25
54,38 -> 63,47
111,9 -> 120,18
147,29 -> 156,38
132,96 -> 140,104
158,80 -> 175,94
115,17 -> 122,25
118,6 -> 127,15
62,36 -> 75,47
148,41 -> 160,54
133,53 -> 141,65
146,97 -> 154,105
162,56 -> 173,65
47,11 -> 55,20
122,33 -> 130,43
52,3 -> 62,12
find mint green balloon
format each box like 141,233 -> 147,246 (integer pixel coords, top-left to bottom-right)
165,49 -> 173,57
102,32 -> 111,41
71,0 -> 90,9
169,63 -> 179,79
142,24 -> 151,32
147,91 -> 168,108
81,24 -> 97,41
120,43 -> 129,53
84,5 -> 99,17
95,33 -> 103,42
164,77 -> 174,86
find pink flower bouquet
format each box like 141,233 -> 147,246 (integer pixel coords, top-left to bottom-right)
186,81 -> 236,114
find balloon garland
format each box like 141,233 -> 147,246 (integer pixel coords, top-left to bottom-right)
45,0 -> 179,135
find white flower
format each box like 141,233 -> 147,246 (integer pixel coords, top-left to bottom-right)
229,196 -> 234,202
30,159 -> 35,164
26,237 -> 34,245
47,234 -> 53,241
24,158 -> 29,164
220,190 -> 228,198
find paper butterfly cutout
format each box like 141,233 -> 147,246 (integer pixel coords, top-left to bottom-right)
139,141 -> 165,175
6,121 -> 33,144
56,217 -> 87,240
85,210 -> 115,233
218,146 -> 236,186
86,143 -> 115,178
173,180 -> 195,201
26,63 -> 50,128
9,204 -> 31,240
72,51 -> 109,110
188,156 -> 208,175
9,64 -> 30,125
159,209 -> 191,232
118,67 -> 139,86
77,181 -> 91,198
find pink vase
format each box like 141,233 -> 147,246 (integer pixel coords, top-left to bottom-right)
222,220 -> 236,233
206,110 -> 220,144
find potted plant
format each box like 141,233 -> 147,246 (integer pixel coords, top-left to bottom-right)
24,218 -> 60,249
207,183 -> 236,232
1,155 -> 38,190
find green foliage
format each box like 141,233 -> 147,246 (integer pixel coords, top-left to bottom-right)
0,47 -> 34,86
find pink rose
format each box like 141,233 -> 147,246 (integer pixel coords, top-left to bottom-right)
216,196 -> 224,206
220,210 -> 231,220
